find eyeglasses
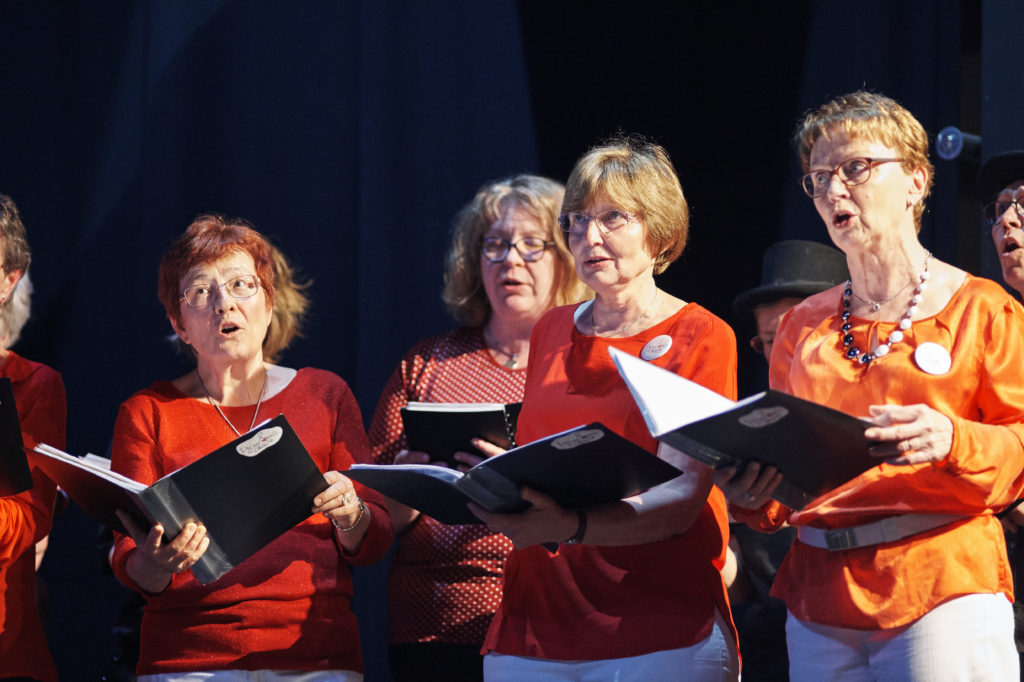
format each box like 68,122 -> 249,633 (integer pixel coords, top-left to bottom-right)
557,209 -> 638,238
180,274 -> 261,308
481,237 -> 554,263
982,197 -> 1024,226
800,157 -> 904,198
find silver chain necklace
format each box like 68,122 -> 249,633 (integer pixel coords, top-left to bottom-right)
197,367 -> 268,437
592,289 -> 659,337
848,280 -> 916,312
840,251 -> 932,365
484,328 -> 522,369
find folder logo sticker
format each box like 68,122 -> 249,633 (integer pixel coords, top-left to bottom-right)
551,428 -> 605,450
236,426 -> 283,457
738,407 -> 789,428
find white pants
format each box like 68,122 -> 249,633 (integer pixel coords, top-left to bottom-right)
138,671 -> 362,682
483,609 -> 738,681
786,593 -> 1018,681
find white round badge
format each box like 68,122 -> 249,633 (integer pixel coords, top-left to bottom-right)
913,342 -> 952,375
641,335 -> 673,360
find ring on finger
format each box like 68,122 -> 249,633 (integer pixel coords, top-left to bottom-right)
744,493 -> 755,502
342,492 -> 354,505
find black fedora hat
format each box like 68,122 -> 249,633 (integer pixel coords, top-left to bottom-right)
978,151 -> 1024,203
732,240 -> 849,317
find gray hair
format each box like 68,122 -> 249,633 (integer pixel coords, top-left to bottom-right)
0,271 -> 32,349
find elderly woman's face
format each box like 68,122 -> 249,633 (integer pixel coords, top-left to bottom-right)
567,196 -> 654,292
808,132 -> 924,253
170,250 -> 271,366
480,203 -> 559,325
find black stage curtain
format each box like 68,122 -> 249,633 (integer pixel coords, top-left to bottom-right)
0,2 -> 968,679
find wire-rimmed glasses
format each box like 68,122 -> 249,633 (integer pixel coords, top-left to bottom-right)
557,209 -> 638,238
180,274 -> 261,308
982,197 -> 1024,226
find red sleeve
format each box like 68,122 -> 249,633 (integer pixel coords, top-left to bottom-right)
108,399 -> 161,593
0,366 -> 65,567
674,312 -> 737,401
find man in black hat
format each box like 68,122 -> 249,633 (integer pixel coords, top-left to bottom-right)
733,240 -> 849,361
978,151 -> 1024,298
723,239 -> 847,681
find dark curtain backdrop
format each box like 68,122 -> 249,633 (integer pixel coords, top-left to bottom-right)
0,1 -> 971,679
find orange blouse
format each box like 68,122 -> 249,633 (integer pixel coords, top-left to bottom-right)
739,275 -> 1024,629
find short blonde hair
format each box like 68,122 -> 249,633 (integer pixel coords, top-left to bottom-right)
794,91 -> 934,231
560,135 -> 689,275
442,174 -> 586,326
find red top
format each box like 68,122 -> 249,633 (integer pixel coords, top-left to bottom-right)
365,327 -> 519,645
483,302 -> 738,660
0,352 -> 66,682
735,275 -> 1024,629
110,368 -> 394,674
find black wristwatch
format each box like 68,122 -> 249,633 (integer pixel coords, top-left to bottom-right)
565,508 -> 588,545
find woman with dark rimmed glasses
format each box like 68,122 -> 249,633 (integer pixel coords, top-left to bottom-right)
364,175 -> 586,682
723,91 -> 1024,681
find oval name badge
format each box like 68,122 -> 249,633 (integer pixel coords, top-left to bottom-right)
913,342 -> 952,376
641,335 -> 673,360
236,426 -> 283,457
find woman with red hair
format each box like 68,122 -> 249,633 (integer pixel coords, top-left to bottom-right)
110,214 -> 393,681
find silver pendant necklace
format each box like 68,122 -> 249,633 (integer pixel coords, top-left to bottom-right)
592,289 -> 659,337
840,251 -> 932,365
197,367 -> 268,437
484,328 -> 521,369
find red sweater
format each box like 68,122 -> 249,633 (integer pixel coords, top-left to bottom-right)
366,326 -> 519,645
110,368 -> 393,674
0,352 -> 66,682
483,302 -> 738,660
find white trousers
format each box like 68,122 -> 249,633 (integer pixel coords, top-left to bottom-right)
483,609 -> 738,681
138,671 -> 362,682
786,593 -> 1018,682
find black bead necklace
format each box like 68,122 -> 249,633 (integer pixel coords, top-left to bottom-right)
840,252 -> 932,365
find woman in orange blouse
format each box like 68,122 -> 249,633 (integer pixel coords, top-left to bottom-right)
722,91 -> 1024,680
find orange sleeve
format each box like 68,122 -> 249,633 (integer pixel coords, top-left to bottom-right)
934,298 -> 1024,510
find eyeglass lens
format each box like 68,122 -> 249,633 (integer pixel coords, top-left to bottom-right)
182,275 -> 260,308
802,159 -> 874,197
482,237 -> 549,262
984,199 -> 1024,225
557,210 -> 631,236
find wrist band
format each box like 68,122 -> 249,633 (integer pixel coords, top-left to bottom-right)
332,498 -> 366,533
564,508 -> 587,545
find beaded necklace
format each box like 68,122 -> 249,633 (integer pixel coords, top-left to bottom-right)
840,251 -> 932,365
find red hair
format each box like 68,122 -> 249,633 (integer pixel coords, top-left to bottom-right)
158,214 -> 276,327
